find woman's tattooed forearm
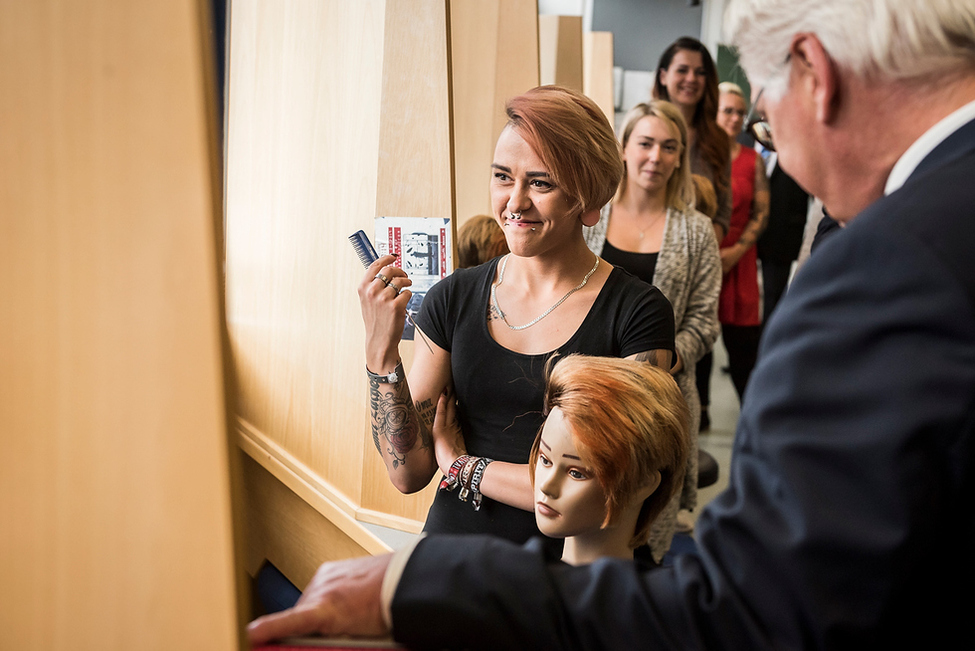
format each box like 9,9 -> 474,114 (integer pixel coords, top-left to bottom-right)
632,349 -> 672,368
369,377 -> 430,469
414,397 -> 435,449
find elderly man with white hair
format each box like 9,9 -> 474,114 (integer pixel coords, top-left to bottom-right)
248,1 -> 975,648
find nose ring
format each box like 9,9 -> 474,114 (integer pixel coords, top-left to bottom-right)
510,212 -> 522,219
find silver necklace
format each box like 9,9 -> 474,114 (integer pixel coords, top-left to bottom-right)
490,254 -> 600,331
637,208 -> 667,239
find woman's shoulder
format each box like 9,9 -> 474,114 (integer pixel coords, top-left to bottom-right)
435,257 -> 499,291
669,206 -> 716,234
418,257 -> 499,345
664,208 -> 720,262
605,264 -> 668,302
423,257 -> 498,316
733,145 -> 759,172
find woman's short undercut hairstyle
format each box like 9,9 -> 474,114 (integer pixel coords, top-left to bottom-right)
725,0 -> 975,96
505,86 -> 624,218
529,355 -> 690,550
618,100 -> 695,214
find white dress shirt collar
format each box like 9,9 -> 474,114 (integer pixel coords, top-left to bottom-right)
885,98 -> 975,195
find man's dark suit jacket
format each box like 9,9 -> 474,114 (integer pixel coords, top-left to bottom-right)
389,117 -> 975,650
757,162 -> 810,264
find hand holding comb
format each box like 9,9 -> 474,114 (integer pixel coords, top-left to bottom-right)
349,230 -> 434,354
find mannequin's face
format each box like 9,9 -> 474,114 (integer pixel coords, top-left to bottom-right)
533,408 -> 608,539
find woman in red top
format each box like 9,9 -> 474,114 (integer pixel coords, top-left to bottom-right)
715,82 -> 769,401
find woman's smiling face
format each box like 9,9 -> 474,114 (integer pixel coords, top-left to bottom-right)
717,91 -> 748,138
533,407 -> 608,539
491,126 -> 579,258
622,115 -> 682,197
659,48 -> 707,111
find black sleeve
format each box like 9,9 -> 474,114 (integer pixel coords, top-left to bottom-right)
616,282 -> 676,360
413,273 -> 454,352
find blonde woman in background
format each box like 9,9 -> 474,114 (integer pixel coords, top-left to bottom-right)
691,174 -> 718,220
714,81 -> 769,402
585,99 -> 720,561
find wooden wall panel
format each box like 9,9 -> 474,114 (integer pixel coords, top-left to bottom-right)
240,453 -> 385,591
0,0 -> 239,647
451,0 -> 540,224
584,31 -> 616,126
225,1 -> 451,530
538,14 -> 583,91
225,0 -> 384,505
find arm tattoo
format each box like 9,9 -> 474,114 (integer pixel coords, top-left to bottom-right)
739,160 -> 771,247
414,397 -> 435,449
632,349 -> 672,368
369,376 -> 422,469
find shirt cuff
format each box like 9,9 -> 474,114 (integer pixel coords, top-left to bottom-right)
380,533 -> 426,630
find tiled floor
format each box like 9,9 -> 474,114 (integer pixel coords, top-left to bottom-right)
363,335 -> 742,549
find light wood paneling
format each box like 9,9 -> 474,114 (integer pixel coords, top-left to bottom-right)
584,31 -> 616,126
376,1 -> 453,221
0,0 -> 239,648
238,418 -> 391,554
538,14 -> 584,91
225,0 -> 384,506
240,453 -> 385,591
225,1 -> 450,530
450,0 -> 540,223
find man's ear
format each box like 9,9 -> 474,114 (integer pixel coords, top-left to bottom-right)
790,33 -> 839,125
580,208 -> 601,227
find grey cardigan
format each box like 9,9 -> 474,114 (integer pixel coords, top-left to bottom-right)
585,204 -> 721,375
585,203 -> 721,561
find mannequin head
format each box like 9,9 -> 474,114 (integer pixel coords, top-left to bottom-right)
529,355 -> 690,557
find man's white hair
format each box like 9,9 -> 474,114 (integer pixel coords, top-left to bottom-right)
725,0 -> 975,95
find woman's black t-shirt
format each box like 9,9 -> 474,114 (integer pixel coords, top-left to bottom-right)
415,256 -> 675,544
